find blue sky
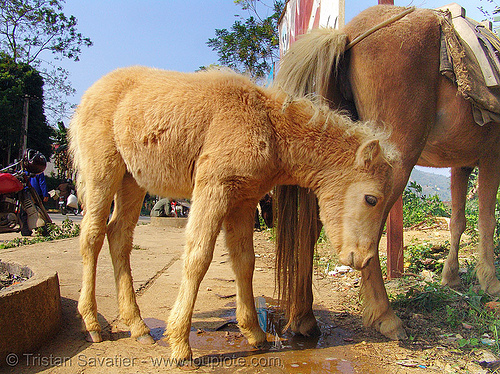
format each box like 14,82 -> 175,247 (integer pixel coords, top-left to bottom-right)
58,0 -> 487,106
56,0 -> 490,177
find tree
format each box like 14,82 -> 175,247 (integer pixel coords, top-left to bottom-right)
479,0 -> 500,34
207,0 -> 284,80
0,0 -> 92,122
51,121 -> 72,179
0,54 -> 53,165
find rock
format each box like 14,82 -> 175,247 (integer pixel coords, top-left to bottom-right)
467,361 -> 489,373
485,301 -> 500,316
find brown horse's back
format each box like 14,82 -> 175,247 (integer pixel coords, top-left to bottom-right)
344,6 -> 442,175
346,6 -> 500,171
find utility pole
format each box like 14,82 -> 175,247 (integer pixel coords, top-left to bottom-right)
20,94 -> 30,159
339,0 -> 345,27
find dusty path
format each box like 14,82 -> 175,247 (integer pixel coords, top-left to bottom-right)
0,223 -> 493,373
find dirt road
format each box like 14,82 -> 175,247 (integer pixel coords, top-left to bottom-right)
0,223 -> 494,373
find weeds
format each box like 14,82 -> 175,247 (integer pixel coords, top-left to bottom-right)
404,241 -> 447,274
391,269 -> 500,353
403,181 -> 450,228
0,218 -> 80,250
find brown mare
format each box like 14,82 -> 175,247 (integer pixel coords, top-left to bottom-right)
69,66 -> 397,361
274,5 -> 500,341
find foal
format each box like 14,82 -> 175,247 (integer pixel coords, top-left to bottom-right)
69,66 -> 397,361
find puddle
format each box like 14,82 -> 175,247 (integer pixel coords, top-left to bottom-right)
148,298 -> 363,372
286,357 -> 355,373
144,317 -> 167,345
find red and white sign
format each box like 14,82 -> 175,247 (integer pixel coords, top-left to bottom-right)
279,0 -> 343,56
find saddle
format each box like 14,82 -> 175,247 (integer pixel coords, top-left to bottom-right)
437,3 -> 500,126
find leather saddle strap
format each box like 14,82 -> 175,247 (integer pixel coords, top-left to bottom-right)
346,7 -> 416,51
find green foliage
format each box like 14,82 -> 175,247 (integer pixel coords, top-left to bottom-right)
393,281 -> 455,313
51,121 -> 72,179
402,181 -> 450,228
0,0 -> 93,122
0,0 -> 92,64
0,54 -> 52,165
465,198 -> 480,243
391,262 -> 500,353
405,242 -> 446,274
207,0 -> 284,79
0,218 -> 80,249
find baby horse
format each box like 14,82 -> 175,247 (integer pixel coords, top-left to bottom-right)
69,66 -> 397,361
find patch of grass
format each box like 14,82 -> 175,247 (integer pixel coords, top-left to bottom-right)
0,218 -> 80,250
390,264 -> 500,354
404,241 -> 447,275
403,181 -> 450,228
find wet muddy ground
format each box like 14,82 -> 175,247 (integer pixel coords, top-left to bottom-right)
0,223 -> 497,373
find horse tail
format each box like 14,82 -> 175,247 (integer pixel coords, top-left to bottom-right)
275,185 -> 320,330
274,28 -> 347,331
273,27 -> 348,98
68,109 -> 86,206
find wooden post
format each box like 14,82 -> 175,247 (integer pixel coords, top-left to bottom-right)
376,0 -> 403,279
387,195 -> 404,278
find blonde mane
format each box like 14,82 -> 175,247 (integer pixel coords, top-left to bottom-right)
274,27 -> 348,97
276,92 -> 399,165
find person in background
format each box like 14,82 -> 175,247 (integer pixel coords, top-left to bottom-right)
30,172 -> 49,203
57,179 -> 76,201
150,197 -> 172,217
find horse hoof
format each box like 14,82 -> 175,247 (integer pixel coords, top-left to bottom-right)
441,273 -> 461,289
253,340 -> 271,350
378,318 -> 407,340
291,313 -> 320,337
295,320 -> 321,337
85,330 -> 102,343
441,278 -> 461,289
137,333 -> 155,345
484,282 -> 500,297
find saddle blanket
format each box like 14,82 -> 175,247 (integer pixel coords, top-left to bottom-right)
438,3 -> 500,126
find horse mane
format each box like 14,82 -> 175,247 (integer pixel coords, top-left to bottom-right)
273,27 -> 348,98
280,94 -> 399,164
273,92 -> 399,333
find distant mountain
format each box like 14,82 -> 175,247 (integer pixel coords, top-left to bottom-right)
408,168 -> 451,202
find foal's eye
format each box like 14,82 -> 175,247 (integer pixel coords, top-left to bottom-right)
365,195 -> 378,207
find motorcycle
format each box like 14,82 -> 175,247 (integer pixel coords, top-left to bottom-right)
0,149 -> 52,236
58,193 -> 78,215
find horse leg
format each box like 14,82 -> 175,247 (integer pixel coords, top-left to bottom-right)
78,182 -> 118,343
360,253 -> 405,339
167,185 -> 226,362
107,173 -> 153,344
475,157 -> 500,296
224,203 -> 267,347
442,167 -> 472,288
289,219 -> 321,337
359,166 -> 413,340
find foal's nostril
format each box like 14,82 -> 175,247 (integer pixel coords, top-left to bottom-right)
361,255 -> 373,269
349,251 -> 355,268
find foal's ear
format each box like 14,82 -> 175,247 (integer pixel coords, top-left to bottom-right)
355,139 -> 381,169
